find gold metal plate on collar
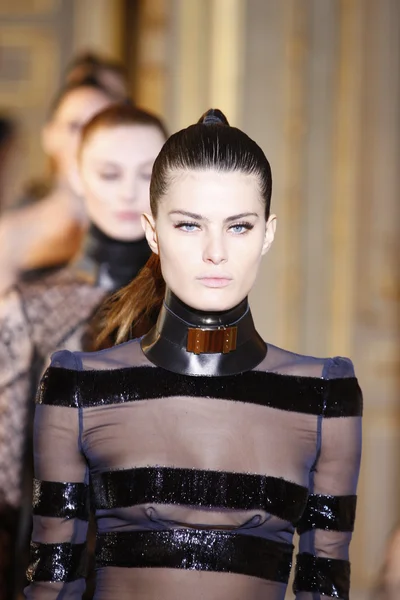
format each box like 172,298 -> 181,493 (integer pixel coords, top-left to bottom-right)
187,326 -> 238,354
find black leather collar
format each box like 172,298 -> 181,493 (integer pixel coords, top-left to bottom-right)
72,223 -> 150,292
141,289 -> 267,376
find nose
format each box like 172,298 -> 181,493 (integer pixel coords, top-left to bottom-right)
202,231 -> 227,265
120,179 -> 137,205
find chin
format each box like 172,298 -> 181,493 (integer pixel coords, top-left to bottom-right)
183,289 -> 241,313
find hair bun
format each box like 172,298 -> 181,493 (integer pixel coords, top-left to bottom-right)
198,108 -> 230,127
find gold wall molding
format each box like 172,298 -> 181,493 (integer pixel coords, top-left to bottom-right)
277,0 -> 309,351
329,0 -> 364,357
166,0 -> 245,131
72,0 -> 124,60
134,0 -> 168,117
208,0 -> 245,125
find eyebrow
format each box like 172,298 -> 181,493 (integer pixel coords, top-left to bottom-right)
92,158 -> 154,168
168,210 -> 259,223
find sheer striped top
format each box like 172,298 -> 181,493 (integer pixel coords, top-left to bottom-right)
25,338 -> 362,600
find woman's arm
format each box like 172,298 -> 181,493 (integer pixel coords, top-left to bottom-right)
293,357 -> 363,600
25,350 -> 89,599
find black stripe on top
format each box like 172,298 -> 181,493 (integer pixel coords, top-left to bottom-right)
27,541 -> 86,583
96,529 -> 293,583
296,494 -> 357,534
38,366 -> 362,417
293,552 -> 350,600
32,480 -> 89,520
91,466 -> 308,524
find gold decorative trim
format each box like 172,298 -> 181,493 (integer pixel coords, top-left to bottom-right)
329,0 -> 364,356
278,0 -> 308,351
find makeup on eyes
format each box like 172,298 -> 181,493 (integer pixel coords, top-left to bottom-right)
173,220 -> 255,234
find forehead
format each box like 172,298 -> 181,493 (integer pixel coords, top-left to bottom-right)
81,124 -> 165,161
55,87 -> 111,121
162,170 -> 263,215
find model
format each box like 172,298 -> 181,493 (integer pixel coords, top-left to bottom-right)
25,109 -> 362,600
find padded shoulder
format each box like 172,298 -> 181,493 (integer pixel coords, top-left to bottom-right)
49,349 -> 82,370
37,352 -> 80,407
323,356 -> 356,380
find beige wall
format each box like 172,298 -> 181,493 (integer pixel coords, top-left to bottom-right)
135,0 -> 400,595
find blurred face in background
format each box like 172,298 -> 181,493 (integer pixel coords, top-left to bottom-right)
42,86 -> 114,185
77,124 -> 165,241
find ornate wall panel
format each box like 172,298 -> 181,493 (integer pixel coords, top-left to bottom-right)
0,0 -> 59,16
134,0 -> 169,118
0,0 -> 73,206
0,26 -> 57,108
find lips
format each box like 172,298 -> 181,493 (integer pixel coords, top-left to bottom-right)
197,276 -> 233,288
115,211 -> 140,221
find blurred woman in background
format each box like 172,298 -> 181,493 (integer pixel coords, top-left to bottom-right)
0,77 -> 120,294
0,104 -> 166,600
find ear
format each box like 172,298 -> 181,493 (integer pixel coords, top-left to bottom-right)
261,214 -> 277,255
141,213 -> 159,254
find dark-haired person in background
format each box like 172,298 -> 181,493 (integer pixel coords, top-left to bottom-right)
0,104 -> 166,600
0,78 -> 119,294
65,51 -> 129,100
26,109 -> 362,600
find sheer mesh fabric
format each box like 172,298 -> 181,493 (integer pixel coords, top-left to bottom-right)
25,339 -> 362,600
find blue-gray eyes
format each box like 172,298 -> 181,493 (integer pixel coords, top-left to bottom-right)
174,222 -> 254,234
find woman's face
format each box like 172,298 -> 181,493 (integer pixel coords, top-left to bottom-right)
143,170 -> 276,311
43,86 -> 114,182
79,124 -> 165,241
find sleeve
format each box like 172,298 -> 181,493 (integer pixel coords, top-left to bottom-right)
293,357 -> 363,600
0,287 -> 34,509
25,350 -> 90,599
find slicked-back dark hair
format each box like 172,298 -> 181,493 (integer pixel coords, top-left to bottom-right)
150,109 -> 272,219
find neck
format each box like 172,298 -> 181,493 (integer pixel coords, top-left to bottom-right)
141,289 -> 267,376
72,223 -> 151,292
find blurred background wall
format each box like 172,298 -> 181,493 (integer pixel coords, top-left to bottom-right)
1,0 -> 399,597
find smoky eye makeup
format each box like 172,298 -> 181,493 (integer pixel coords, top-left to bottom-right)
173,221 -> 200,231
229,221 -> 254,232
97,170 -> 120,180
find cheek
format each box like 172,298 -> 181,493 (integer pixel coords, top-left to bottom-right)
228,234 -> 265,263
83,177 -> 113,206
